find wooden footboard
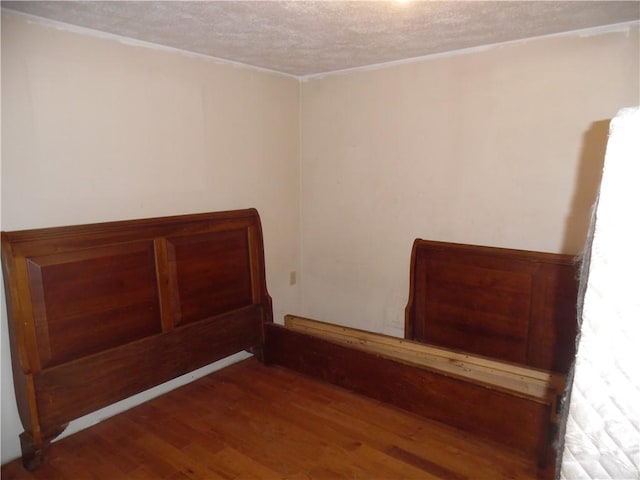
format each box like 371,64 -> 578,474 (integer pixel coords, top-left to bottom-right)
265,315 -> 565,467
1,209 -> 272,470
405,240 -> 578,373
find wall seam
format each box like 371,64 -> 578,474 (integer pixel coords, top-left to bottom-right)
296,76 -> 304,316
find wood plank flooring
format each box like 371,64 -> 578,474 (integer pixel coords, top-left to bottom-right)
2,358 -> 552,479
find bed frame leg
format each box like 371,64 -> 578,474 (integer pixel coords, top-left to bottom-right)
19,431 -> 44,471
249,345 -> 265,363
19,423 -> 67,471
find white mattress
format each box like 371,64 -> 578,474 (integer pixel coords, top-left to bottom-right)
560,107 -> 640,479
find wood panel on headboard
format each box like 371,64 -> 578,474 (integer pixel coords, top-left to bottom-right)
405,240 -> 578,373
1,208 -> 272,470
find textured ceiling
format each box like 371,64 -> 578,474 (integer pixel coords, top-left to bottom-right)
3,1 -> 639,76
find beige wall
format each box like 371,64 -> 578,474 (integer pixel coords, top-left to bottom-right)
0,12 -> 300,463
300,24 -> 639,336
2,9 -> 639,466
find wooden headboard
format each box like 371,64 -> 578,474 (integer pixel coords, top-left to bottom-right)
1,208 -> 272,469
405,240 -> 578,373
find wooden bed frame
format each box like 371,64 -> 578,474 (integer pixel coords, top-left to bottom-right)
265,316 -> 565,467
2,211 -> 577,473
1,209 -> 272,470
265,241 -> 577,468
405,239 -> 578,374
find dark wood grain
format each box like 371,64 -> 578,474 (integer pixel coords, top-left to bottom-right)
166,229 -> 253,326
385,445 -> 468,480
1,209 -> 272,469
0,358 -> 550,480
35,306 -> 262,428
405,240 -> 578,373
26,242 -> 161,368
264,323 -> 553,465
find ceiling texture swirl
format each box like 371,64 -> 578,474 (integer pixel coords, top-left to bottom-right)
2,1 -> 639,76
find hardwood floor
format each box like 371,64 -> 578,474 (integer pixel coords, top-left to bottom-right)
2,358 -> 551,479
